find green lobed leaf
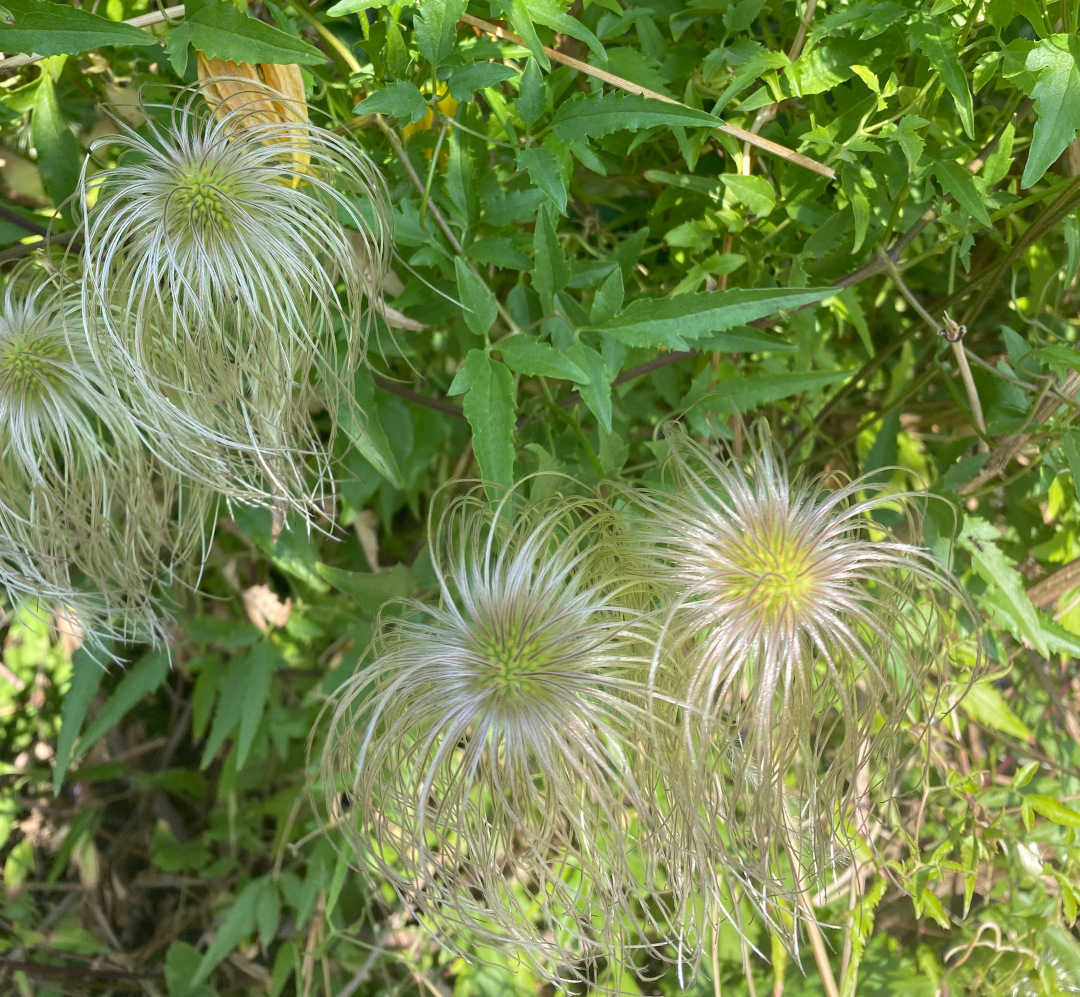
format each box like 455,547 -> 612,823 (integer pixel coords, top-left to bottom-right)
327,0 -> 396,12
521,0 -> 604,60
164,0 -> 323,77
448,62 -> 517,101
353,81 -> 428,123
914,25 -> 974,139
0,0 -> 156,57
503,0 -> 550,69
517,147 -> 567,213
415,0 -> 466,65
595,286 -> 832,349
721,174 -> 775,216
960,516 -> 1049,657
448,350 -> 517,490
566,342 -> 612,431
551,92 -> 722,142
497,335 -> 589,382
1020,35 -> 1080,188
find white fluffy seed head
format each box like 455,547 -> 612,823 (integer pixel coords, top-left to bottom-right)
317,486 -> 684,985
0,268 -> 214,654
626,425 -> 970,900
75,84 -> 392,514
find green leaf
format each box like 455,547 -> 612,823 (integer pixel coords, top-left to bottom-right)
959,516 -> 1049,657
721,174 -> 775,216
933,159 -> 992,226
532,205 -> 570,311
164,0 -> 323,77
165,942 -> 218,997
1020,35 -> 1080,188
31,61 -> 81,218
448,350 -> 517,489
695,326 -> 799,353
840,878 -> 887,996
1062,432 -> 1080,487
589,267 -> 624,325
960,681 -> 1033,741
236,643 -> 279,771
517,147 -> 567,213
514,59 -> 546,126
521,0 -> 604,60
497,335 -> 589,382
353,81 -> 428,123
0,0 -> 156,57
503,0 -> 550,69
152,825 -> 212,874
77,652 -> 170,763
315,563 -> 413,611
595,286 -> 831,349
711,368 -> 853,412
566,343 -> 612,432
552,93 -> 722,143
415,0 -> 466,65
1026,794 -> 1080,828
448,62 -> 517,101
912,23 -> 974,138
193,877 -> 271,984
327,0 -> 396,12
340,370 -> 402,488
54,649 -> 105,795
200,654 -> 247,769
455,258 -> 498,337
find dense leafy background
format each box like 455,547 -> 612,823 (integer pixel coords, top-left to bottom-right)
2,0 -> 1080,994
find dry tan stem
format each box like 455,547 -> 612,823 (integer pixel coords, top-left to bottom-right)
460,13 -> 835,179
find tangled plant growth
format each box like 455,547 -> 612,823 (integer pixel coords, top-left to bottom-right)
1,1 -> 1080,996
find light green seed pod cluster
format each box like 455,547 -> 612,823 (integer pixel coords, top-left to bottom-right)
318,430 -> 973,988
0,82 -> 391,655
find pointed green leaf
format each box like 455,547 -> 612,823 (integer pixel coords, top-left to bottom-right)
0,0 -> 157,57
566,343 -> 612,431
315,563 -> 413,612
236,643 -> 280,771
448,350 -> 517,489
712,368 -> 853,412
595,286 -> 831,349
164,0 -> 323,77
353,81 -> 428,124
497,335 -> 589,382
77,652 -> 170,763
961,681 -> 1032,741
54,649 -> 105,795
515,58 -> 546,126
1021,35 -> 1080,188
455,258 -> 498,337
517,147 -> 567,213
192,877 -> 271,984
32,62 -> 81,218
959,516 -> 1049,656
933,159 -> 992,226
552,93 -> 722,142
448,62 -> 517,101
1026,794 -> 1080,828
415,0 -> 466,65
533,206 -> 570,312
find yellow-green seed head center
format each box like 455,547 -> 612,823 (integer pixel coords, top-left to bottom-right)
170,168 -> 234,235
724,530 -> 818,621
0,334 -> 69,400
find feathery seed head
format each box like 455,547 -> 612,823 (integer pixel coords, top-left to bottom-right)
318,487 -> 669,982
628,425 -> 968,885
0,270 -> 214,654
76,86 -> 392,512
